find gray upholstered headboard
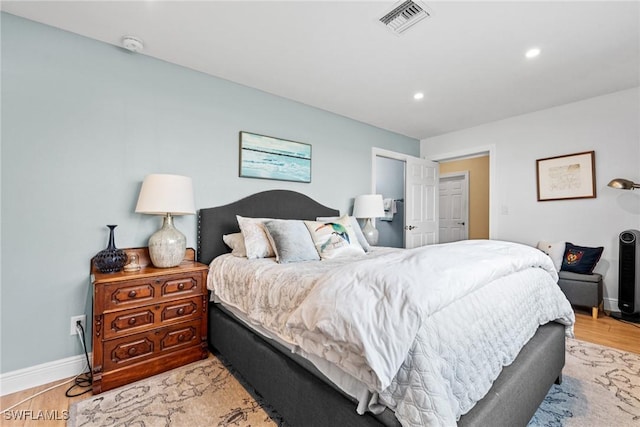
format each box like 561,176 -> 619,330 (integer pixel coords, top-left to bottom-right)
197,190 -> 339,265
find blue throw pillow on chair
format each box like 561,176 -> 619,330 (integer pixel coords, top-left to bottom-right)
561,242 -> 603,274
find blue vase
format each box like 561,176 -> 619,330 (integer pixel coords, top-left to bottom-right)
94,225 -> 127,273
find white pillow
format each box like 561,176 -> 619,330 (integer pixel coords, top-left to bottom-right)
236,215 -> 276,259
304,215 -> 365,260
536,241 -> 566,271
317,215 -> 371,252
222,233 -> 247,257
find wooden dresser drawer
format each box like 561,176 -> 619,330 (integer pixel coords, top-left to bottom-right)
101,272 -> 202,311
103,319 -> 201,371
102,295 -> 203,339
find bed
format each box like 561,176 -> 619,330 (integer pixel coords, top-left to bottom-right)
198,189 -> 574,427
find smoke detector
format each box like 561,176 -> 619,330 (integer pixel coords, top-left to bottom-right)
122,36 -> 144,53
379,0 -> 431,35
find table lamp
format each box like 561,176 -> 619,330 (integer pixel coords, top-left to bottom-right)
135,174 -> 195,267
353,194 -> 385,246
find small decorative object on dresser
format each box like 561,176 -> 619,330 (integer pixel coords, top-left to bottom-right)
123,251 -> 141,272
90,247 -> 209,394
93,225 -> 128,273
135,174 -> 196,268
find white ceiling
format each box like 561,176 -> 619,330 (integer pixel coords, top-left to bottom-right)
2,1 -> 639,140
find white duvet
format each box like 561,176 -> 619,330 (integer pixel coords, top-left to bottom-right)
209,240 -> 575,427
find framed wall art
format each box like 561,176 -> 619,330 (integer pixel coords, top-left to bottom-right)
239,131 -> 311,183
536,151 -> 596,201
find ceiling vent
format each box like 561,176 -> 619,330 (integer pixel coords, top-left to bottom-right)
379,0 -> 431,35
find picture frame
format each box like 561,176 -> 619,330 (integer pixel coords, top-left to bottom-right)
239,131 -> 312,183
536,151 -> 596,201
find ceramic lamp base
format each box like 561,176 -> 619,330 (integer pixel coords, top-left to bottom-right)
362,218 -> 379,246
148,214 -> 186,268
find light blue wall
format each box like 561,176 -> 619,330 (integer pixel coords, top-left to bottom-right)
0,13 -> 418,373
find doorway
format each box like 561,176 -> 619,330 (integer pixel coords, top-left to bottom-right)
439,172 -> 469,243
435,153 -> 491,240
372,148 -> 439,248
375,156 -> 405,248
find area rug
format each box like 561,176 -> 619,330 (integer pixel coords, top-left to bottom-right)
69,339 -> 639,427
529,338 -> 639,427
67,356 -> 283,427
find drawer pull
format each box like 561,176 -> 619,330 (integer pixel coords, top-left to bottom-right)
178,282 -> 185,290
128,318 -> 136,325
128,347 -> 137,356
155,279 -> 161,284
178,334 -> 185,342
128,290 -> 137,298
177,308 -> 185,316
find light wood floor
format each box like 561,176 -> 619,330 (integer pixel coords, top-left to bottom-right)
572,308 -> 640,354
1,310 -> 639,427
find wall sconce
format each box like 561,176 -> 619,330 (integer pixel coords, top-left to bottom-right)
608,178 -> 640,190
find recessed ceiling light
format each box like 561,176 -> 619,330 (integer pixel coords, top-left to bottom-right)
414,92 -> 425,100
525,48 -> 541,59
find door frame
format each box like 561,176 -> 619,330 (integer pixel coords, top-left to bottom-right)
426,144 -> 496,239
439,171 -> 469,242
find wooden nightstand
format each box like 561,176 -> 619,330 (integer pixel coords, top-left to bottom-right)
90,247 -> 209,394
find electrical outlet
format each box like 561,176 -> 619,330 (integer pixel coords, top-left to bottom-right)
70,315 -> 86,336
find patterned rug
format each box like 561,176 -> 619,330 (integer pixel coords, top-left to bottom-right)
529,338 -> 639,427
67,356 -> 283,427
69,339 -> 639,427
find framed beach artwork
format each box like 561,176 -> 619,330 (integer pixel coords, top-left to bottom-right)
536,151 -> 596,201
239,131 -> 312,183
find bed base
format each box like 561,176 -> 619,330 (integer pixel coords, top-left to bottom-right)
209,303 -> 565,427
209,305 -> 398,426
199,190 -> 566,426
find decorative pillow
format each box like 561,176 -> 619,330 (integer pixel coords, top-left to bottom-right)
263,219 -> 320,264
536,241 -> 565,271
561,242 -> 604,274
236,216 -> 275,259
317,215 -> 371,252
222,233 -> 247,257
305,215 -> 365,260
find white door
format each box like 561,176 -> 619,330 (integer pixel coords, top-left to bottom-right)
404,157 -> 439,248
439,172 -> 469,243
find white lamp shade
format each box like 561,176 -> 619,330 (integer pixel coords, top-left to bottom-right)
352,194 -> 385,218
135,174 -> 196,215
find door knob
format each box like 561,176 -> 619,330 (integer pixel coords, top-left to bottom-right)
405,225 -> 417,230
457,222 -> 466,226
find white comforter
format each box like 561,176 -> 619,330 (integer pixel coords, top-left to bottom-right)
209,240 -> 575,427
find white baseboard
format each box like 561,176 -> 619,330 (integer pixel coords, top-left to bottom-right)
603,297 -> 618,313
0,353 -> 90,396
